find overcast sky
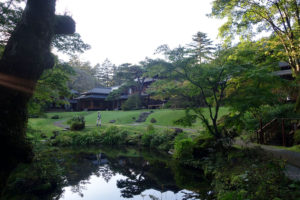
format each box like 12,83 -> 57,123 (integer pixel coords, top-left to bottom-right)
55,0 -> 224,66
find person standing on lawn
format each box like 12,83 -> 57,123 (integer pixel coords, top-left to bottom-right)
97,111 -> 102,127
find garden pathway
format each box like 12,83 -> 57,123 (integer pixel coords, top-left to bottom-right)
53,120 -> 69,129
235,139 -> 300,181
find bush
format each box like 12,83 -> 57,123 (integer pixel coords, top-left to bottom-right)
2,151 -> 65,199
51,115 -> 59,119
150,118 -> 157,123
141,132 -> 155,147
68,116 -> 85,131
122,94 -> 142,110
146,124 -> 155,133
100,126 -> 128,145
173,138 -> 195,161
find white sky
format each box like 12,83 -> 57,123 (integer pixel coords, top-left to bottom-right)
55,0 -> 224,66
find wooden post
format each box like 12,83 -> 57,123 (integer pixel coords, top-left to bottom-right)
282,119 -> 286,146
259,119 -> 263,144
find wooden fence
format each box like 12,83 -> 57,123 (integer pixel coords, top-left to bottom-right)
257,118 -> 300,146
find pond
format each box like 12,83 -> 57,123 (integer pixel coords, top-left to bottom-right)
52,147 -> 210,200
0,145 -> 213,200
3,146 -> 213,200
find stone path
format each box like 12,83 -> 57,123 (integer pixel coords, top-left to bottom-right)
53,120 -> 69,129
235,139 -> 300,181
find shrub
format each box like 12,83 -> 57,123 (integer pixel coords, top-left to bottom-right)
51,135 -> 73,146
100,126 -> 128,145
68,116 -> 85,131
141,132 -> 155,147
122,94 -> 142,110
51,115 -> 59,119
173,138 -> 195,161
3,151 -> 65,199
150,118 -> 157,123
146,124 -> 155,133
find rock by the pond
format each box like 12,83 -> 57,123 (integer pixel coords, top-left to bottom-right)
109,120 -> 116,123
136,112 -> 153,123
173,128 -> 183,134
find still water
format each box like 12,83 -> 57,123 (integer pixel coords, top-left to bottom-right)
52,147 -> 208,200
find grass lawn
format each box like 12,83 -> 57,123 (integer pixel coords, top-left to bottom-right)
144,107 -> 229,128
28,108 -> 229,136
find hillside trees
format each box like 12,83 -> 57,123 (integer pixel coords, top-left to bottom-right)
0,0 -> 75,188
112,62 -> 147,94
67,56 -> 102,92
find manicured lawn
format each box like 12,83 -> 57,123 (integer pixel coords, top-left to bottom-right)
84,110 -> 142,126
28,118 -> 61,135
144,107 -> 229,128
28,108 -> 229,135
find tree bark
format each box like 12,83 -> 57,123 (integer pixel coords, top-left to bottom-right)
0,0 -> 75,189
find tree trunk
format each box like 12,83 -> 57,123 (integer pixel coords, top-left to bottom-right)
0,0 -> 75,189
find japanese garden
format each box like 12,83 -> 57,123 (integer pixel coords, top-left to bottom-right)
1,0 -> 300,200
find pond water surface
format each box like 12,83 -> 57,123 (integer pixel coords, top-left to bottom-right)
51,146 -> 210,200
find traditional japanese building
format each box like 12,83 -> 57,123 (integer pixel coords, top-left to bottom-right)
274,61 -> 293,80
73,78 -> 165,111
76,87 -> 113,110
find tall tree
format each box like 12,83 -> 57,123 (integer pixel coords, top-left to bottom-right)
188,31 -> 215,64
0,0 -> 75,188
95,58 -> 116,87
152,44 -> 242,139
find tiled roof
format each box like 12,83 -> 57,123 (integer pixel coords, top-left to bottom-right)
83,87 -> 112,95
274,69 -> 292,76
279,62 -> 290,68
76,94 -> 108,100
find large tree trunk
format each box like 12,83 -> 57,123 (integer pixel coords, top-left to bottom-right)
0,0 -> 75,189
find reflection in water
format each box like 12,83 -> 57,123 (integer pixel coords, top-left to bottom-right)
49,147 -> 209,200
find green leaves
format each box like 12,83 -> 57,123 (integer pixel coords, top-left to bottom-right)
28,60 -> 75,115
211,0 -> 300,75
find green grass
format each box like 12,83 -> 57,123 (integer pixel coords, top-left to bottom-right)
28,108 -> 230,137
144,107 -> 229,128
28,118 -> 61,135
84,110 -> 142,125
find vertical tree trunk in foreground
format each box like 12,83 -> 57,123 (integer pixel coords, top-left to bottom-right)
0,0 -> 75,189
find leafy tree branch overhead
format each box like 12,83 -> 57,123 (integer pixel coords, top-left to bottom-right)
210,0 -> 300,76
0,0 -> 90,55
